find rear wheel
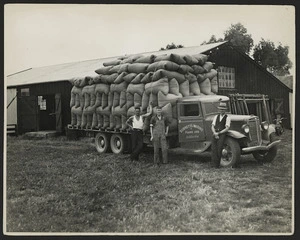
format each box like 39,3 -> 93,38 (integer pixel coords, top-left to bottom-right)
110,134 -> 128,154
95,133 -> 110,153
252,133 -> 277,163
220,137 -> 241,168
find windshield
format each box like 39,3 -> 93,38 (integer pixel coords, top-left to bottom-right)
203,101 -> 230,115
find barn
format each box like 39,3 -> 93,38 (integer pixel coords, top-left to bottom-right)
6,41 -> 293,135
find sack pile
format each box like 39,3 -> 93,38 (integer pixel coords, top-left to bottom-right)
69,52 -> 218,131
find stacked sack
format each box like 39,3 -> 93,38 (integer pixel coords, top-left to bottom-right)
69,52 -> 218,132
70,76 -> 88,127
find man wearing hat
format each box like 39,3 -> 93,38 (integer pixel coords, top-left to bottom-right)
211,101 -> 231,168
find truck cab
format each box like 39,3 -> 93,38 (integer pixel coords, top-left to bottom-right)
175,95 -> 281,167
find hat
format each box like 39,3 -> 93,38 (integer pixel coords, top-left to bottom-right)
218,102 -> 227,110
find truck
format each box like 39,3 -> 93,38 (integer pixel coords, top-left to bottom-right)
67,94 -> 280,168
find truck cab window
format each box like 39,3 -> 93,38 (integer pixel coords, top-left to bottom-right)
204,101 -> 230,115
180,104 -> 200,117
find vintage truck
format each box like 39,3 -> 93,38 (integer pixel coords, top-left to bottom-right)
68,94 -> 280,167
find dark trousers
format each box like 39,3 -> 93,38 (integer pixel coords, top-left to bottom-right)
131,130 -> 144,160
211,133 -> 226,167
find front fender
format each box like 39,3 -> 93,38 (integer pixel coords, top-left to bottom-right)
227,130 -> 247,139
261,124 -> 276,141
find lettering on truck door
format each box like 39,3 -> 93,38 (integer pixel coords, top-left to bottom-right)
178,103 -> 205,143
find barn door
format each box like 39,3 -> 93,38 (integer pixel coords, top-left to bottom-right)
19,95 -> 38,133
274,98 -> 284,115
55,93 -> 62,132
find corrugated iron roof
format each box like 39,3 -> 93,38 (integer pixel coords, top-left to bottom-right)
276,75 -> 293,89
6,41 -> 227,87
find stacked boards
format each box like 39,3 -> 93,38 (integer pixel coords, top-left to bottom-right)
69,52 -> 218,132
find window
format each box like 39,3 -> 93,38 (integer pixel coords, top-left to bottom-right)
38,96 -> 47,110
21,88 -> 30,96
218,66 -> 235,89
180,104 -> 200,117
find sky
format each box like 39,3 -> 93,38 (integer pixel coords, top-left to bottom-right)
4,4 -> 295,76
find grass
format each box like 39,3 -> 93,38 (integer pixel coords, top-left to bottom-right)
5,130 -> 293,233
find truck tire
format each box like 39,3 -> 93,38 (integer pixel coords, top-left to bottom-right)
220,137 -> 241,168
110,134 -> 127,154
95,133 -> 111,153
252,133 -> 278,163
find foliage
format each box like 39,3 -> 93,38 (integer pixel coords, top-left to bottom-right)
201,35 -> 223,45
253,39 -> 292,75
200,23 -> 253,55
224,23 -> 254,54
160,42 -> 184,51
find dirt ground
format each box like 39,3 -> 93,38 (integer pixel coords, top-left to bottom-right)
5,129 -> 293,234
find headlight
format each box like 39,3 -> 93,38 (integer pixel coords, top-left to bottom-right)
261,121 -> 269,130
242,124 -> 250,134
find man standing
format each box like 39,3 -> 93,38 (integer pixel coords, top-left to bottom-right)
150,106 -> 170,165
211,102 -> 231,168
126,104 -> 152,161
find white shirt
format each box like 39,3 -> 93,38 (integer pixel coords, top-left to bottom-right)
132,115 -> 144,129
212,114 -> 231,128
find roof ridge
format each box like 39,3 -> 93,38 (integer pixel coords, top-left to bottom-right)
7,41 -> 228,76
7,68 -> 32,77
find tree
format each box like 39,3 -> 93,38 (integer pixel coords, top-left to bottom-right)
160,42 -> 184,51
201,35 -> 223,45
200,23 -> 253,54
275,44 -> 292,75
253,39 -> 292,75
224,23 -> 254,54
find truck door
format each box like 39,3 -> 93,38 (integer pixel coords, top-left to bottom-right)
177,102 -> 206,143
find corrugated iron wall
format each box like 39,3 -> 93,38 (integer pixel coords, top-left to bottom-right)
16,81 -> 72,134
6,88 -> 18,125
207,46 -> 291,128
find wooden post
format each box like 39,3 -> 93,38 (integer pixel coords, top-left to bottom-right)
262,95 -> 270,123
266,103 -> 272,123
231,96 -> 237,114
240,100 -> 246,115
243,95 -> 249,115
236,98 -> 242,114
55,93 -> 62,133
257,102 -> 262,122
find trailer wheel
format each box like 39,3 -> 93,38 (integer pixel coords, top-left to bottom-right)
252,133 -> 278,163
110,134 -> 127,154
220,137 -> 241,168
95,133 -> 110,153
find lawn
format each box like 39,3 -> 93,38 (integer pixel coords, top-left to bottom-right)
5,130 -> 293,234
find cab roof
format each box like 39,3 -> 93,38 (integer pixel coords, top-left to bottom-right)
178,95 -> 230,103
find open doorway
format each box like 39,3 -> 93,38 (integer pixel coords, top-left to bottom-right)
38,95 -> 56,130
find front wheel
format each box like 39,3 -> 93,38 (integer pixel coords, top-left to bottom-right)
220,137 -> 241,168
252,133 -> 278,163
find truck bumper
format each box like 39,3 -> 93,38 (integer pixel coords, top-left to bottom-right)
242,140 -> 281,153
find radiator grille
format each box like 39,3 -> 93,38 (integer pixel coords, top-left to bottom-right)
248,118 -> 262,146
